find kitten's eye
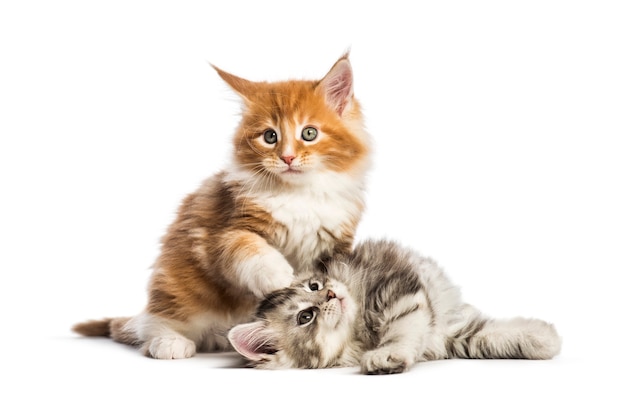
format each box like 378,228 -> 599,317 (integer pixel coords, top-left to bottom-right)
301,127 -> 318,142
297,308 -> 317,326
263,129 -> 278,144
308,280 -> 323,292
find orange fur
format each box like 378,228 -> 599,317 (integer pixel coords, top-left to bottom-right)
73,53 -> 372,358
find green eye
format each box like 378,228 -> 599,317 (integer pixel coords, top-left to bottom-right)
263,129 -> 278,144
297,308 -> 317,326
301,127 -> 318,141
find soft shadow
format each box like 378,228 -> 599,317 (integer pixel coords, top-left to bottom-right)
193,351 -> 250,368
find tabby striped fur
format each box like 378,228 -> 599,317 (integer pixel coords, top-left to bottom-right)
228,239 -> 562,374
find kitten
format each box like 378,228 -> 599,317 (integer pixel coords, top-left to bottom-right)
228,239 -> 562,374
72,53 -> 372,359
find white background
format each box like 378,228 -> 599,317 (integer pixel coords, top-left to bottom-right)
1,1 -> 624,401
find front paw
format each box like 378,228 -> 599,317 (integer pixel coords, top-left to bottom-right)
243,249 -> 294,298
361,348 -> 412,375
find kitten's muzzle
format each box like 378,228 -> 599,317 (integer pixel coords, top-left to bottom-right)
327,290 -> 336,301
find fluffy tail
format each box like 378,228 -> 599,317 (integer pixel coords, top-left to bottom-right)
72,317 -> 140,346
446,305 -> 562,360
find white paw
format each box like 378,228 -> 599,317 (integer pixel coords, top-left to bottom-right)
255,252 -> 294,297
238,248 -> 294,298
147,335 -> 196,359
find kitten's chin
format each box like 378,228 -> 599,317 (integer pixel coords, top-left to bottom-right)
280,168 -> 303,176
275,168 -> 311,184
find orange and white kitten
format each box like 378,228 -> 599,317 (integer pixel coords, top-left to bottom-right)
73,54 -> 371,359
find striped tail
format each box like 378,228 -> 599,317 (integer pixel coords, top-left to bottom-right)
446,305 -> 562,360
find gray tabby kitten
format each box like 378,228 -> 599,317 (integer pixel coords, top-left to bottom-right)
228,239 -> 561,374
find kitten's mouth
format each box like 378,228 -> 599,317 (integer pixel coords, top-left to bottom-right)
338,297 -> 348,313
332,299 -> 345,315
281,167 -> 302,175
328,290 -> 347,313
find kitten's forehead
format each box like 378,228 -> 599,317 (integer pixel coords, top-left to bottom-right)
241,82 -> 330,132
296,273 -> 326,283
256,287 -> 311,315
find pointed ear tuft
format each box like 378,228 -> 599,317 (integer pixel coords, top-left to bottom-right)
228,321 -> 277,362
318,54 -> 354,116
211,64 -> 255,101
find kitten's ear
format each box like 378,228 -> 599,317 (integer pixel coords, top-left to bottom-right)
317,53 -> 354,116
228,321 -> 277,362
212,64 -> 256,101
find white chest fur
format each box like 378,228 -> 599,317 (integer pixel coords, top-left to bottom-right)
255,173 -> 364,272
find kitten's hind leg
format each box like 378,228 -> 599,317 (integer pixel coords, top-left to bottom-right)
74,314 -> 196,358
130,313 -> 197,359
447,305 -> 562,360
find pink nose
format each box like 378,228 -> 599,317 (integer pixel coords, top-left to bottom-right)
281,155 -> 295,165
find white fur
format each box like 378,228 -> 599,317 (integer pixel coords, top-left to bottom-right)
128,310 -> 247,358
234,246 -> 295,298
325,279 -> 358,323
258,172 -> 364,270
146,335 -> 196,359
469,317 -> 562,359
127,313 -> 197,359
225,168 -> 366,273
